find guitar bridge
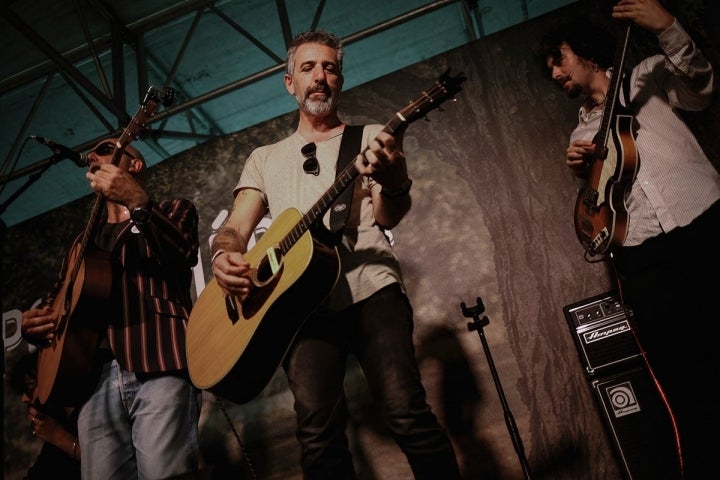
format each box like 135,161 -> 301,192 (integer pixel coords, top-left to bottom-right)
590,228 -> 610,253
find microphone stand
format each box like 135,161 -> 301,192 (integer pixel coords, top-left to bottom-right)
461,297 -> 533,480
0,155 -> 61,217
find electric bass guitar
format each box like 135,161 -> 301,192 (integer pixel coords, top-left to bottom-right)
574,24 -> 639,256
186,70 -> 466,404
35,86 -> 175,406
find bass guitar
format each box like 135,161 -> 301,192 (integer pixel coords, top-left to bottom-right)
35,86 -> 175,406
186,70 -> 466,404
574,24 -> 639,256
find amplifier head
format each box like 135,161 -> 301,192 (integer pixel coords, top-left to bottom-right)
563,291 -> 642,376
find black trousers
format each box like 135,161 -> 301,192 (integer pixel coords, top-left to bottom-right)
283,283 -> 461,480
612,200 -> 720,480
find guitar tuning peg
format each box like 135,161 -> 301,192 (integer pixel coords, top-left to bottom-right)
162,87 -> 176,107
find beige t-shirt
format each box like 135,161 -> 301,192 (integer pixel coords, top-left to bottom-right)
235,125 -> 405,313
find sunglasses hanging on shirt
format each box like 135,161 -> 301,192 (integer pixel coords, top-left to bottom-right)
301,142 -> 319,176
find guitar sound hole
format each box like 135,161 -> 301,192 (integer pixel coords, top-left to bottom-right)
255,247 -> 283,286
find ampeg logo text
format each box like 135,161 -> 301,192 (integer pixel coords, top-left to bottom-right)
583,319 -> 632,344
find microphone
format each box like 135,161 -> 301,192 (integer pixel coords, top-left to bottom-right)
31,135 -> 88,167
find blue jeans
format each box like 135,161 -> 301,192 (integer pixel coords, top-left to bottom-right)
77,359 -> 201,480
284,283 -> 461,480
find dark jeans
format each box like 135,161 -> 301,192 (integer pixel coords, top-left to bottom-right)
283,283 -> 461,480
612,200 -> 720,480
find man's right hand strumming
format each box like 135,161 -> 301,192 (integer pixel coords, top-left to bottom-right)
211,251 -> 253,298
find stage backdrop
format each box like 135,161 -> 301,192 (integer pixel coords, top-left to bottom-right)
4,1 -> 719,479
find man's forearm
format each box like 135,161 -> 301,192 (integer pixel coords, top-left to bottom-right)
212,227 -> 249,255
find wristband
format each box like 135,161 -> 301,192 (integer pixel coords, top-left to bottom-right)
211,250 -> 226,265
380,178 -> 413,198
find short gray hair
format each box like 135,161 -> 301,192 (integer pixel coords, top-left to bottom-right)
285,30 -> 343,76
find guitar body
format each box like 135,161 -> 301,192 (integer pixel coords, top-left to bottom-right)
36,245 -> 111,406
186,207 -> 341,404
575,114 -> 638,253
575,114 -> 638,255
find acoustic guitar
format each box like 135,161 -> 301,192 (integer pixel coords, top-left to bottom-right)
186,70 -> 466,404
35,86 -> 175,406
574,24 -> 639,256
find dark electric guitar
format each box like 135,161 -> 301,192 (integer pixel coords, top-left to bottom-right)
574,24 -> 639,256
35,86 -> 175,406
186,70 -> 466,404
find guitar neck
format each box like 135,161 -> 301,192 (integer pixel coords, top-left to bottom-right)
67,127 -> 133,281
278,70 -> 465,255
62,86 -> 174,286
282,114 -> 410,255
595,23 -> 632,151
281,150 -> 359,256
68,194 -> 106,280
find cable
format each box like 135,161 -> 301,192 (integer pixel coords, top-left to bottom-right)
215,395 -> 257,479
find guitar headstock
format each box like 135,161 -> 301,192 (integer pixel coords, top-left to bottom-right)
398,69 -> 467,126
145,86 -> 176,109
113,86 -> 175,162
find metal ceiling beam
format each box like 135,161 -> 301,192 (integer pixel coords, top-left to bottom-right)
150,0 -> 462,125
75,0 -> 112,97
0,4 -> 129,122
210,4 -> 284,63
276,0 -> 293,48
1,0 -> 470,186
0,0 -> 218,93
0,75 -> 53,179
89,0 -> 224,137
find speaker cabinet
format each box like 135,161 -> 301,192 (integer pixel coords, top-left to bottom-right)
592,367 -> 681,479
565,292 -> 682,479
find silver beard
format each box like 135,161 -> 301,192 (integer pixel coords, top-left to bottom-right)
300,94 -> 336,116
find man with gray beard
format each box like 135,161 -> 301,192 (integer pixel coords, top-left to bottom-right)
210,30 -> 461,479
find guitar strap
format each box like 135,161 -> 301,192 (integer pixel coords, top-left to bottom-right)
311,124 -> 365,246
